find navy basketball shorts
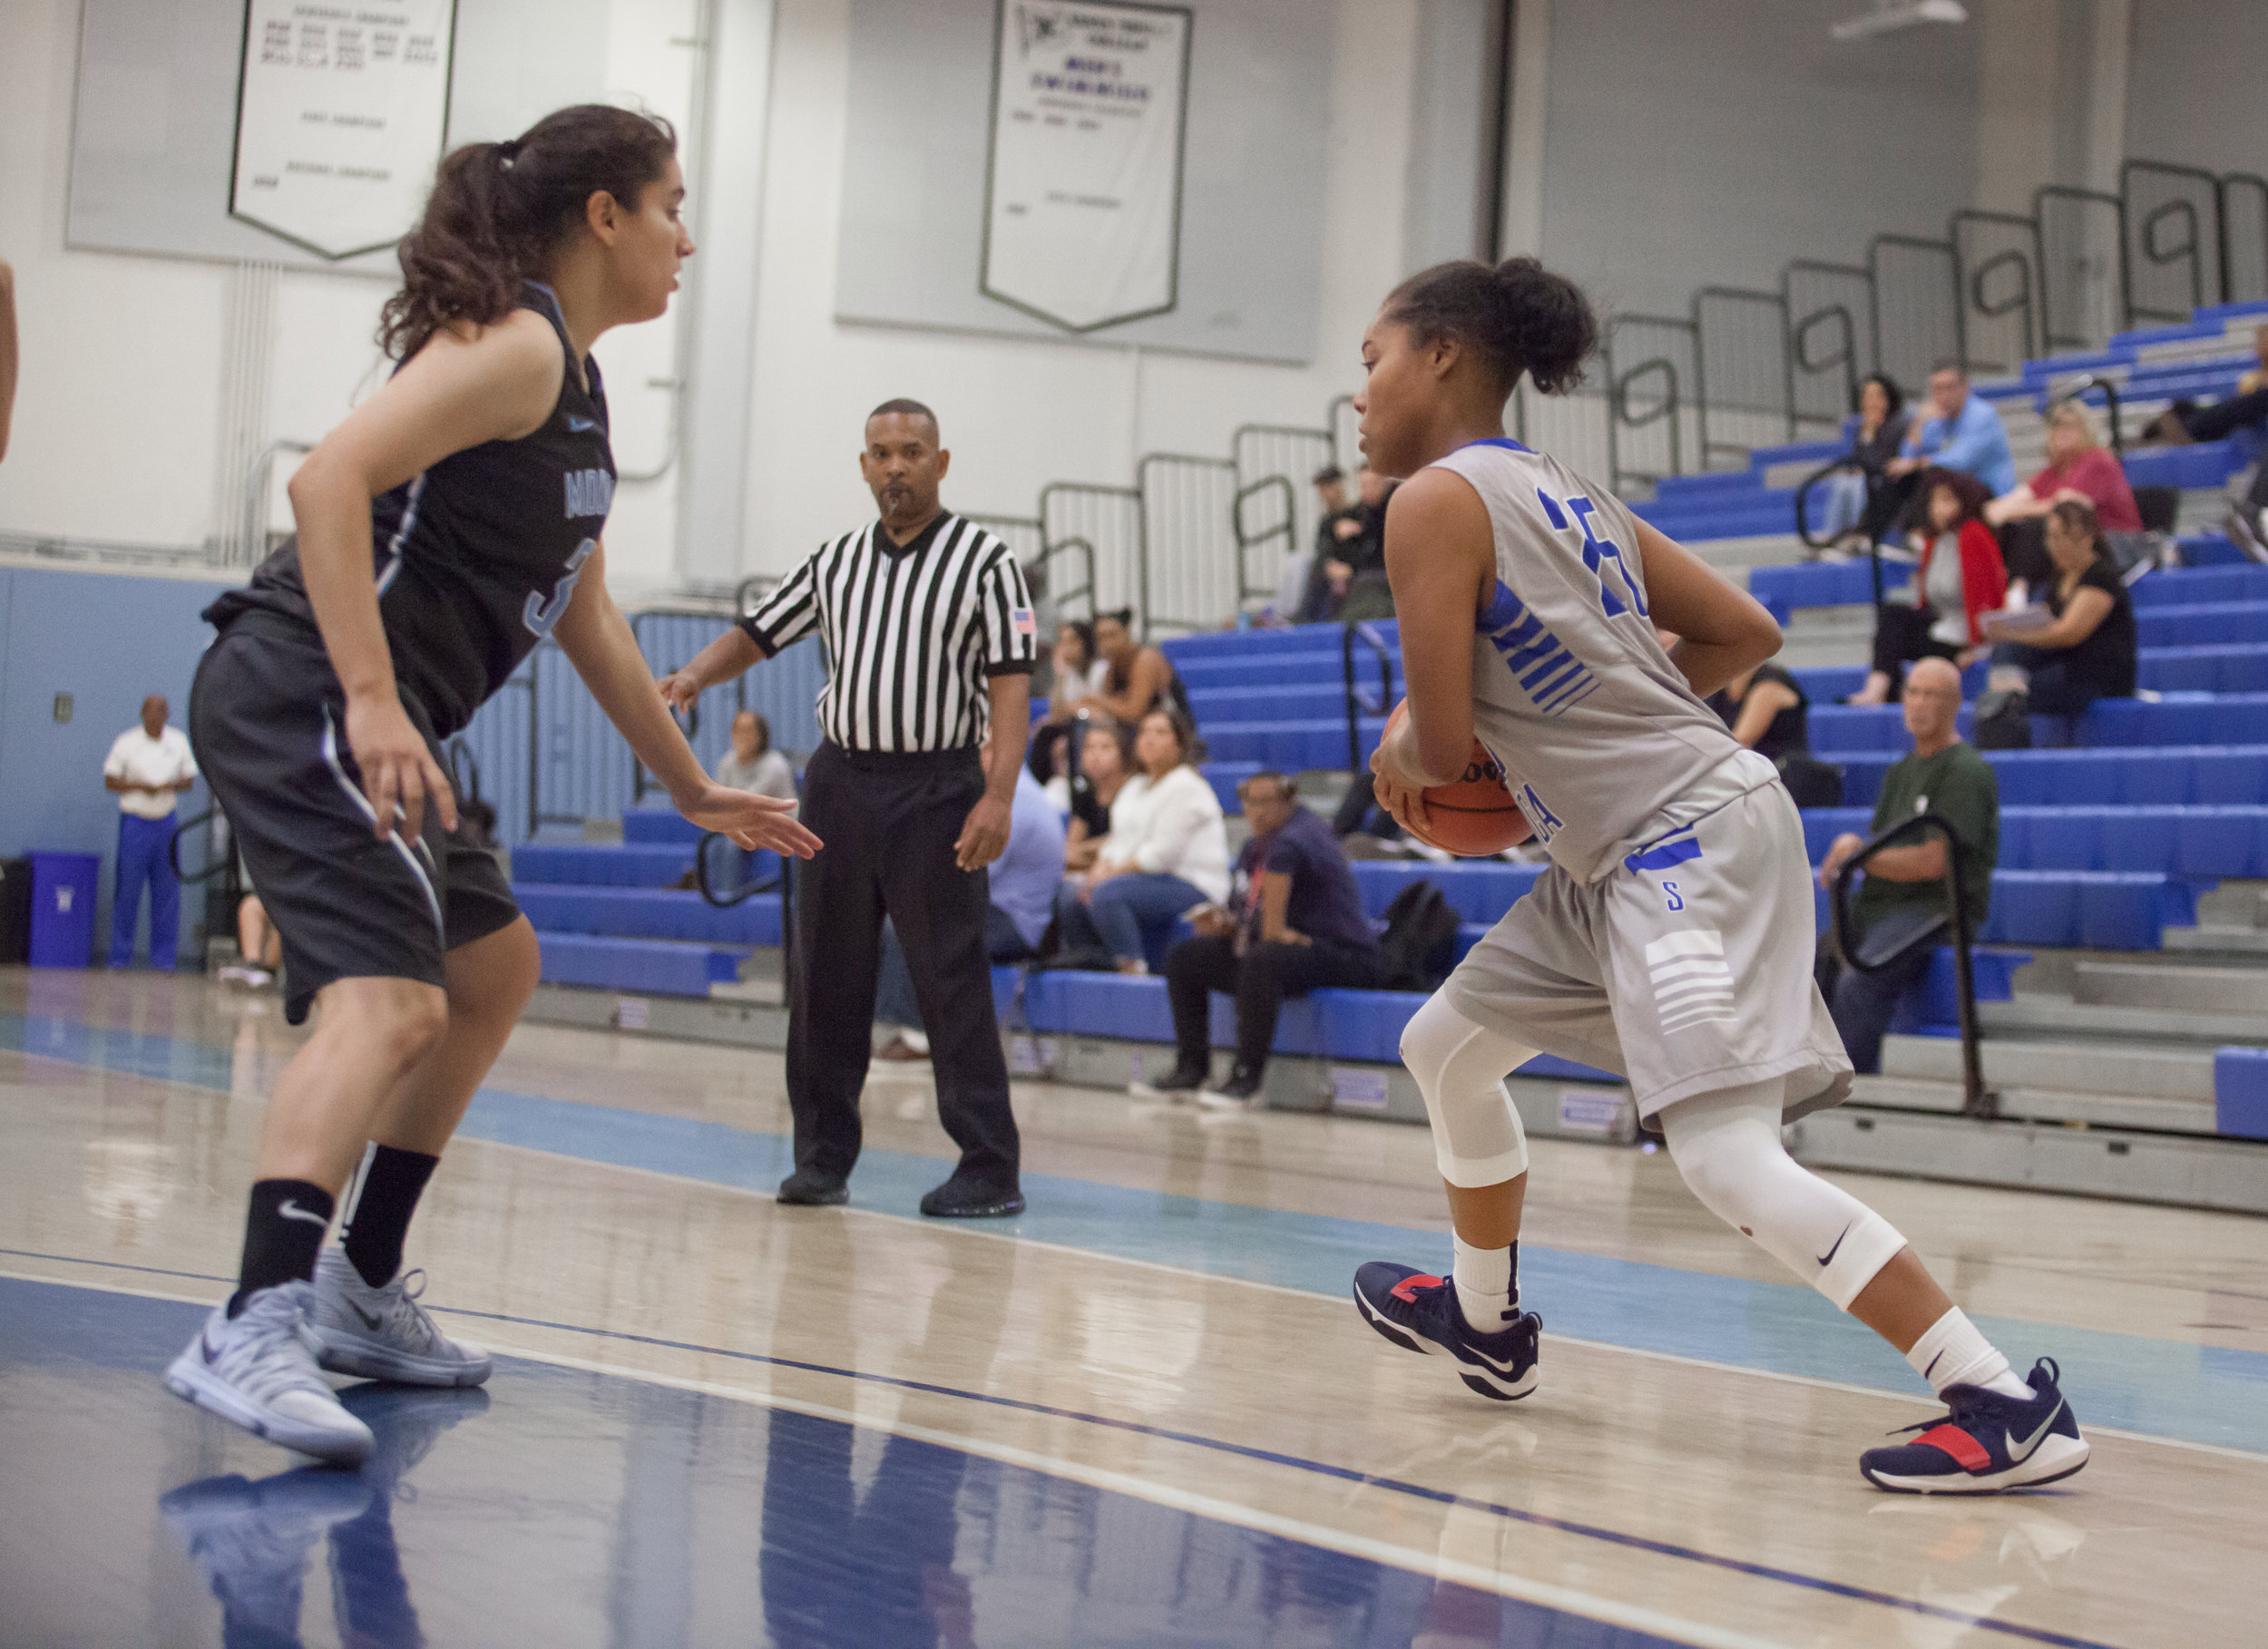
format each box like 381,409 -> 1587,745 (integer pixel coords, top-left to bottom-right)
189,616 -> 520,1024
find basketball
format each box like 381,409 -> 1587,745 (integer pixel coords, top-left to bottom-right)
1382,699 -> 1530,855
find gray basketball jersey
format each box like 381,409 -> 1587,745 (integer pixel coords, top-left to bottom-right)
1430,438 -> 1762,883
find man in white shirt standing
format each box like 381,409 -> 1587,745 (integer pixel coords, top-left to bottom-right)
104,695 -> 198,970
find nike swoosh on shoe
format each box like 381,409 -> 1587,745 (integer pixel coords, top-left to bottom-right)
351,1303 -> 384,1331
2004,1400 -> 2065,1464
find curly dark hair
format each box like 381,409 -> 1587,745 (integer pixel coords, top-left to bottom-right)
1383,256 -> 1598,397
378,104 -> 677,361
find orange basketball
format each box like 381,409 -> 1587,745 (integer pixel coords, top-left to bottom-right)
1382,700 -> 1531,856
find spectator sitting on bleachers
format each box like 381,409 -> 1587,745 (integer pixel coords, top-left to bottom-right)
1985,401 -> 2140,590
874,737 -> 1066,1062
1065,609 -> 1189,728
1814,374 -> 1911,551
1849,470 -> 2007,706
1816,657 -> 1999,1074
2138,323 -> 2268,557
1270,465 -> 1348,624
1029,620 -> 1107,791
1979,498 -> 2137,747
713,709 -> 797,801
1059,715 -> 1130,871
2142,321 -> 2268,447
1042,620 -> 1107,721
1299,467 -> 1395,622
1054,707 -> 1228,973
1708,662 -> 1807,761
1144,772 -> 1382,1107
1882,363 -> 2018,532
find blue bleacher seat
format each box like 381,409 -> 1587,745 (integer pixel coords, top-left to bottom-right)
534,932 -> 742,996
515,884 -> 781,945
2217,1048 -> 2268,1140
510,843 -> 694,886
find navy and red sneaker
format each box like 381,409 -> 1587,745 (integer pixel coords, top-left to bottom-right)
1861,1358 -> 2089,1495
1352,1262 -> 1540,1400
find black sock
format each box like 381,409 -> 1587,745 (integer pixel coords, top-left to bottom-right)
342,1146 -> 440,1287
230,1179 -> 336,1317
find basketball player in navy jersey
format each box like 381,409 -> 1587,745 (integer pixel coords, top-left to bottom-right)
1346,259 -> 2087,1494
167,106 -> 820,1464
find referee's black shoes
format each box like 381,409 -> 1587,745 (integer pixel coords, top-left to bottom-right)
918,1175 -> 1026,1220
775,1170 -> 849,1207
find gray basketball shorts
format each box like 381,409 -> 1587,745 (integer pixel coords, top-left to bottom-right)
1442,779 -> 1854,1121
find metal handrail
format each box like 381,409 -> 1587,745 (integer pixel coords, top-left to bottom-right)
238,438 -> 313,566
167,808 -> 234,885
1830,810 -> 1993,1117
1031,534 -> 1099,622
2067,376 -> 2126,456
1793,455 -> 1867,554
695,831 -> 796,992
2032,185 -> 2131,354
1340,620 -> 1393,776
1232,474 -> 1297,611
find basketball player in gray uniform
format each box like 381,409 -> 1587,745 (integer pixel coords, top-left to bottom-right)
1346,258 -> 2087,1494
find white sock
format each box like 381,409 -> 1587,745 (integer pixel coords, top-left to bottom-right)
900,1028 -> 930,1055
1905,1307 -> 2033,1400
1452,1235 -> 1517,1335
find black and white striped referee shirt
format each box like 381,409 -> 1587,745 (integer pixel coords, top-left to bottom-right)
739,512 -> 1038,752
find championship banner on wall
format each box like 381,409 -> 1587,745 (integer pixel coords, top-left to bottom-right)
982,1 -> 1192,334
229,0 -> 457,260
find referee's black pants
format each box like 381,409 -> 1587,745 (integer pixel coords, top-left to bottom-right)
787,742 -> 1020,1190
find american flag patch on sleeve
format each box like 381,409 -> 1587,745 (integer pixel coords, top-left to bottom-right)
1011,607 -> 1036,636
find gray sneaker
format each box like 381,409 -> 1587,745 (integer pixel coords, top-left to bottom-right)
307,1248 -> 492,1388
164,1283 -> 375,1465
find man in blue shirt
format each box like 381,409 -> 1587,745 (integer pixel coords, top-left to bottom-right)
874,741 -> 1066,1061
1147,772 -> 1382,1107
1887,362 -> 2018,498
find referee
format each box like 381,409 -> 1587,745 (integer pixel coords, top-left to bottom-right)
662,399 -> 1036,1217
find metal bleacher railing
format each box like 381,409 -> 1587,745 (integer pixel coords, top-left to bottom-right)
1830,812 -> 1992,1118
1572,157 -> 2268,496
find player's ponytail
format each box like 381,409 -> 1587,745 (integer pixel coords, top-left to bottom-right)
1383,256 -> 1598,398
379,104 -> 677,361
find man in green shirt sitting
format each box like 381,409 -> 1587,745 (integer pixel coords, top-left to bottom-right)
1816,657 -> 2000,1072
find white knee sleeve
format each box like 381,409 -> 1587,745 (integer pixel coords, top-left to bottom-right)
1400,992 -> 1534,1188
1659,1081 -> 1907,1310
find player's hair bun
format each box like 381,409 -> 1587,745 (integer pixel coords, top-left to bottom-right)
1491,257 -> 1596,395
1383,258 -> 1598,398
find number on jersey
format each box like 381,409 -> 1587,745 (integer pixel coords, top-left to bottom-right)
1536,488 -> 1647,619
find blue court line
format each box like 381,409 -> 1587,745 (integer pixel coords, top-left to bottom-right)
0,1267 -> 2120,1649
6,1010 -> 2265,1455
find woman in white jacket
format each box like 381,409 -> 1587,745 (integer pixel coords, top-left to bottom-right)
1055,707 -> 1229,973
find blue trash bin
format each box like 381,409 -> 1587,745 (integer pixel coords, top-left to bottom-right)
28,852 -> 101,969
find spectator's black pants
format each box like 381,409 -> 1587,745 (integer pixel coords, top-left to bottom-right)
1870,603 -> 1962,688
1862,471 -> 1921,543
1165,934 -> 1382,1077
786,743 -> 1019,1189
1822,942 -> 1937,1076
2178,386 -> 2268,444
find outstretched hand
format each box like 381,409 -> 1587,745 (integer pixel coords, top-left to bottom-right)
656,669 -> 703,717
678,784 -> 821,858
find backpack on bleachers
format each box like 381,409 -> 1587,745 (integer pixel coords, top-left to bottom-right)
1376,881 -> 1461,992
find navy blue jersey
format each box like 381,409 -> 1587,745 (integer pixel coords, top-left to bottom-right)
206,283 -> 615,738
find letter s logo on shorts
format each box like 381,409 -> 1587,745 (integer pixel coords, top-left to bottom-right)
524,537 -> 597,639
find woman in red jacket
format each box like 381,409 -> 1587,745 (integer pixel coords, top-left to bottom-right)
1850,468 -> 2007,705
